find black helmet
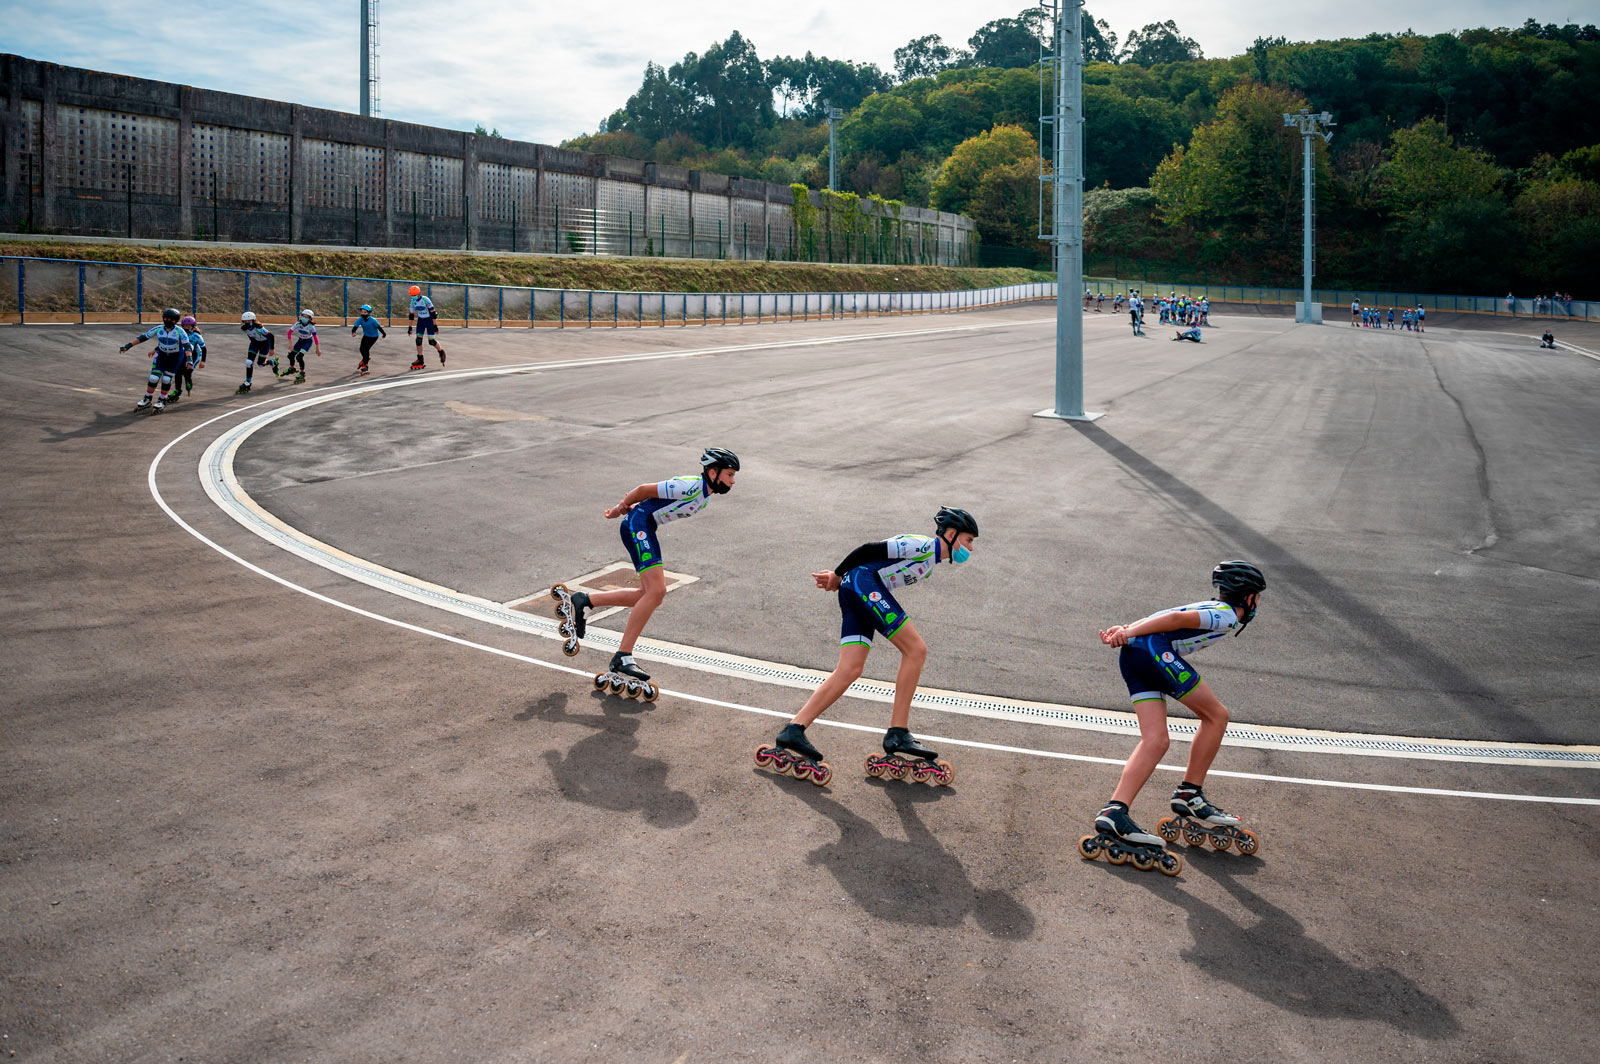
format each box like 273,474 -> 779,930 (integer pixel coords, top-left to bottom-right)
162,307 -> 181,324
935,506 -> 979,537
1212,560 -> 1265,598
700,446 -> 739,472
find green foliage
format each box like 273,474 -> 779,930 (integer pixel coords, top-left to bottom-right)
1380,118 -> 1503,219
1120,21 -> 1204,65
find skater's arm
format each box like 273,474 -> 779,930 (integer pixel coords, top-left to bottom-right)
604,483 -> 659,519
1100,611 -> 1201,647
832,541 -> 892,579
119,328 -> 154,352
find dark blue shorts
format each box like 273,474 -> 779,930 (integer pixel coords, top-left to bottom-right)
620,509 -> 662,572
415,318 -> 438,336
291,338 -> 315,354
151,349 -> 185,374
838,568 -> 907,646
1118,635 -> 1201,704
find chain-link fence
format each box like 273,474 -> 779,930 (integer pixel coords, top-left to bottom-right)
0,256 -> 1053,328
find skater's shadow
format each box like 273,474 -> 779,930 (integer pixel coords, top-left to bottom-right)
1133,851 -> 1459,1039
520,691 -> 698,829
774,776 -> 1034,940
40,409 -> 140,443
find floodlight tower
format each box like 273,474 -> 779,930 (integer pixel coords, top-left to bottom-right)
360,0 -> 381,116
1283,107 -> 1334,323
1035,0 -> 1100,422
825,99 -> 843,191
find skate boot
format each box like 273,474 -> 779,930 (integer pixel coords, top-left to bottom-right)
1158,783 -> 1259,855
164,389 -> 179,405
358,361 -> 370,376
151,396 -> 165,414
270,358 -> 282,377
549,583 -> 590,656
594,650 -> 658,702
437,348 -> 447,364
1079,801 -> 1182,875
235,381 -> 252,395
293,372 -> 306,384
755,722 -> 833,786
409,358 -> 426,372
866,726 -> 953,785
135,395 -> 153,411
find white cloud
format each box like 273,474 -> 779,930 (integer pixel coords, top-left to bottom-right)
0,0 -> 1587,145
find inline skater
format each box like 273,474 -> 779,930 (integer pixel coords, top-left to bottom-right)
1079,560 -> 1267,875
550,447 -> 740,700
1171,325 -> 1202,343
755,507 -> 979,788
407,284 -> 446,369
118,307 -> 192,413
164,315 -> 206,403
236,311 -> 278,394
280,309 -> 319,383
1540,330 -> 1557,349
351,304 -> 387,375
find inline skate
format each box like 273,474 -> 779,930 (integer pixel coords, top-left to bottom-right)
1079,801 -> 1182,875
864,726 -> 953,785
593,651 -> 658,702
548,583 -> 588,656
754,722 -> 833,786
134,395 -> 153,411
1157,783 -> 1259,855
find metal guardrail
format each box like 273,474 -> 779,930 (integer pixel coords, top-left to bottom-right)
0,256 -> 1052,328
1080,275 -> 1595,321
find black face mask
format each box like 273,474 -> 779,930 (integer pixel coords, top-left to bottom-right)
707,473 -> 731,495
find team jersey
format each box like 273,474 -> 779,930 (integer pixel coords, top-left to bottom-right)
838,534 -> 944,591
1135,600 -> 1243,655
186,331 -> 206,360
246,325 -> 275,353
288,320 -> 318,341
634,475 -> 710,525
353,316 -> 384,337
410,295 -> 435,320
138,324 -> 191,355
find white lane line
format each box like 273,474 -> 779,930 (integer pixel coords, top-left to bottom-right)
148,440 -> 1600,806
198,342 -> 1600,770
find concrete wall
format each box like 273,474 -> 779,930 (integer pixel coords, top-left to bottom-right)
0,55 -> 979,264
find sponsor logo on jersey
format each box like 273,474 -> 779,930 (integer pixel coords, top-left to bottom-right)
868,592 -> 882,602
1161,651 -> 1175,663
636,531 -> 648,540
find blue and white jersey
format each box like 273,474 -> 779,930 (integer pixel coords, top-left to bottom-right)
187,330 -> 206,360
410,295 -> 436,320
288,320 -> 318,342
871,534 -> 942,590
139,324 -> 191,355
246,325 -> 275,353
1136,599 -> 1242,655
635,475 -> 710,525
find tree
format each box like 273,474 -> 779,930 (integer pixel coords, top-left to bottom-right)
966,9 -> 1048,69
614,62 -> 693,145
672,32 -> 775,148
1083,14 -> 1119,65
1380,118 -> 1503,220
894,35 -> 956,83
1399,197 -> 1518,291
1120,21 -> 1204,66
769,53 -> 890,119
473,125 -> 504,138
930,124 -> 1038,217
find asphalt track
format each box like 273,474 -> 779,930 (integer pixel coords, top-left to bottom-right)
3,305 -> 1599,1062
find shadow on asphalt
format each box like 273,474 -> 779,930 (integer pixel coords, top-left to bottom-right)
1070,422 -> 1540,743
1131,849 -> 1461,1039
516,690 -> 699,829
768,772 -> 1036,940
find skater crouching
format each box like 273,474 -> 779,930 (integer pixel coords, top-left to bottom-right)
757,507 -> 979,787
551,447 -> 740,700
1081,560 -> 1267,875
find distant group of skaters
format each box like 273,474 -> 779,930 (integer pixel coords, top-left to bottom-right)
1083,289 -> 1212,344
117,285 -> 451,412
1350,300 -> 1427,331
550,447 -> 1267,875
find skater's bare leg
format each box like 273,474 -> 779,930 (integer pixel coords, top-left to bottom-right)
793,643 -> 870,726
611,566 -> 666,654
1110,697 -> 1172,806
1176,680 -> 1230,786
885,622 -> 927,730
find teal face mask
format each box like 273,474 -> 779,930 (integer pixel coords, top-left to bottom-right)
952,545 -> 971,564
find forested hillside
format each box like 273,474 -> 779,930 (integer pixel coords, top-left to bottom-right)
563,12 -> 1600,294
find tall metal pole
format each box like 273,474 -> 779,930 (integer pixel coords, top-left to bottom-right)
1282,107 -> 1334,323
825,100 -> 842,191
1036,1 -> 1099,422
360,0 -> 371,116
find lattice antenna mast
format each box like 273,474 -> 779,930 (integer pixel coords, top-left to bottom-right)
360,0 -> 381,116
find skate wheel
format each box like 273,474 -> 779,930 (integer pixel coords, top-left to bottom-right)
1156,816 -> 1180,843
790,759 -> 813,781
1158,852 -> 1184,877
562,638 -> 580,657
1182,824 -> 1207,847
1234,828 -> 1260,856
864,756 -> 885,779
642,684 -> 659,703
1106,847 -> 1130,866
1077,835 -> 1102,860
888,759 -> 909,781
810,761 -> 832,787
754,744 -> 777,768
623,679 -> 643,699
603,675 -> 624,695
934,760 -> 954,785
1130,850 -> 1157,871
593,673 -> 608,691
1210,833 -> 1232,852
910,765 -> 931,783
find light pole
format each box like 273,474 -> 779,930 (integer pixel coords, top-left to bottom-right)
825,99 -> 843,191
1283,107 -> 1333,323
1034,0 -> 1100,422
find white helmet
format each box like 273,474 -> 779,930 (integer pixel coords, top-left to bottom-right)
300,308 -> 314,320
241,311 -> 257,324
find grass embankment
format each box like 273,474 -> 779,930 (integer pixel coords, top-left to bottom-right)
0,241 -> 1049,293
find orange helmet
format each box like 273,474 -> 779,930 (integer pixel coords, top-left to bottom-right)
408,285 -> 421,296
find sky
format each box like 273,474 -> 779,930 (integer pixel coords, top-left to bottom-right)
2,1 -> 1596,145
